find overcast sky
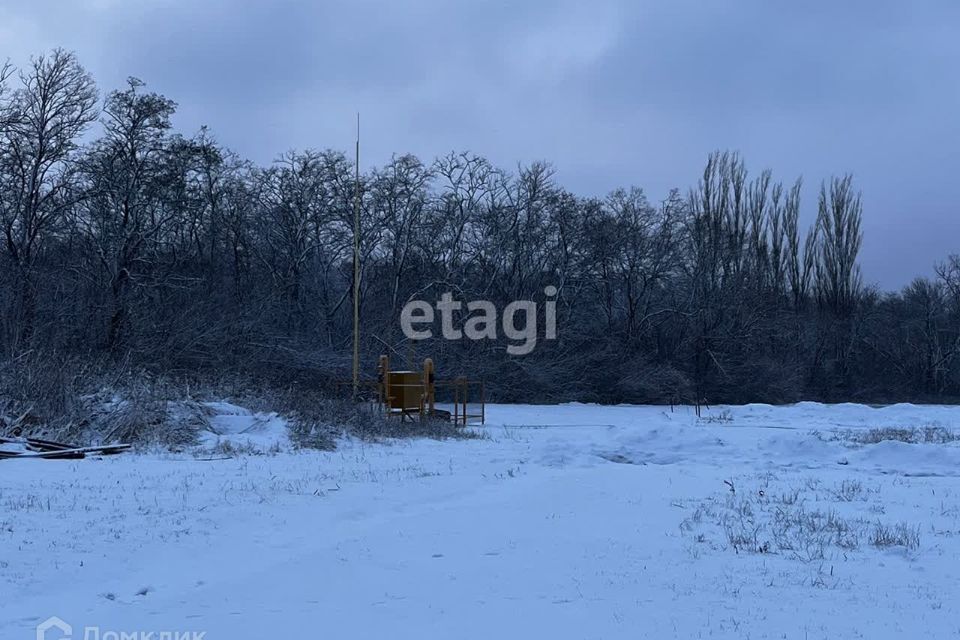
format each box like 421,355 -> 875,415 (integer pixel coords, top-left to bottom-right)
2,0 -> 958,289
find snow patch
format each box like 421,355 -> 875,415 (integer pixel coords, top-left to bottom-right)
197,401 -> 289,452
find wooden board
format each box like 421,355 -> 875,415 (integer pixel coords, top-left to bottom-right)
0,443 -> 132,460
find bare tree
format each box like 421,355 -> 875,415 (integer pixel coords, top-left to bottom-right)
370,154 -> 433,329
0,50 -> 97,347
816,175 -> 863,317
783,178 -> 817,310
77,77 -> 176,348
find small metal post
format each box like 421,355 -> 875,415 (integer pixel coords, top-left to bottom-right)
480,381 -> 485,424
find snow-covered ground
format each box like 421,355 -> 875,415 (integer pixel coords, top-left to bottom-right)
4,402 -> 960,639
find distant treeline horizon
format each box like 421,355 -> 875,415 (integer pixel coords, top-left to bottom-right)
2,50 -> 960,405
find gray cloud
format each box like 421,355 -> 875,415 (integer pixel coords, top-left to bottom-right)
1,0 -> 957,288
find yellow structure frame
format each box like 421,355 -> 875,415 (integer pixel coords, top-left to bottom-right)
375,355 -> 484,426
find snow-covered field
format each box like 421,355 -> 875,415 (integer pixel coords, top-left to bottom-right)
4,402 -> 960,639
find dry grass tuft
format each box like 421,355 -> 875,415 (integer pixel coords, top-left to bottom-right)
821,426 -> 960,445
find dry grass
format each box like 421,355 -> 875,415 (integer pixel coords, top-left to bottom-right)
1,352 -> 483,451
870,521 -> 921,550
697,409 -> 734,425
820,426 -> 960,445
264,389 -> 483,447
0,352 -> 201,447
681,477 -> 921,561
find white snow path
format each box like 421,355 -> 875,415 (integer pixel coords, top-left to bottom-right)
3,403 -> 960,639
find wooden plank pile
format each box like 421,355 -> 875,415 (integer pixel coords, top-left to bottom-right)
0,408 -> 132,460
0,436 -> 131,460
0,436 -> 131,459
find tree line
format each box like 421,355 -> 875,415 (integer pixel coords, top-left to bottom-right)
2,50 -> 959,404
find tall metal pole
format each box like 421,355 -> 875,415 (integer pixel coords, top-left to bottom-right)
352,114 -> 361,398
